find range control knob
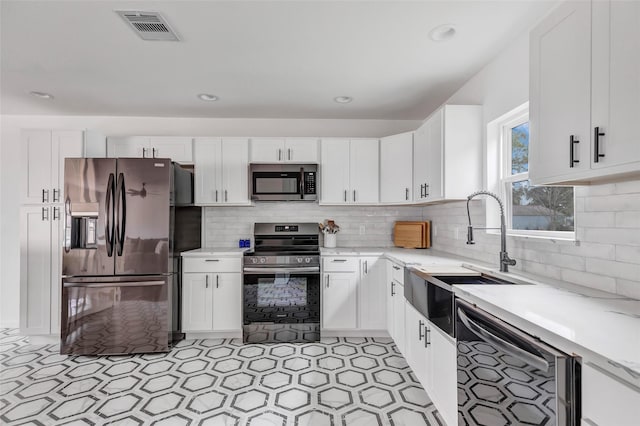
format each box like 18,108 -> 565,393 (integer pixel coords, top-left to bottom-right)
250,258 -> 258,264
305,258 -> 312,263
297,257 -> 303,263
259,257 -> 267,264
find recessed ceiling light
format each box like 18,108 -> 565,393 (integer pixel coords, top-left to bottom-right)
30,91 -> 54,100
429,24 -> 457,42
334,96 -> 353,104
197,93 -> 218,102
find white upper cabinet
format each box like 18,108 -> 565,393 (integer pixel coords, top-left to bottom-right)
320,138 -> 379,204
21,129 -> 84,205
530,0 -> 640,185
380,132 -> 413,203
106,136 -> 193,163
194,138 -> 250,206
249,137 -> 319,163
413,105 -> 482,203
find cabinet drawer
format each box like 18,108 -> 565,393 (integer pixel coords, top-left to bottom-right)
582,363 -> 640,425
182,257 -> 241,273
391,262 -> 404,284
323,257 -> 359,272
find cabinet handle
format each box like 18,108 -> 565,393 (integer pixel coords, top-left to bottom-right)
594,127 -> 605,163
42,189 -> 49,203
353,190 -> 356,202
41,206 -> 49,221
425,327 -> 431,348
288,148 -> 291,161
392,265 -> 400,270
425,183 -> 429,197
418,320 -> 424,340
569,135 -> 580,168
344,190 -> 347,202
331,259 -> 347,262
278,149 -> 282,161
53,189 -> 60,203
420,184 -> 424,198
205,259 -> 220,262
326,275 -> 330,288
391,281 -> 396,296
215,190 -> 218,202
142,147 -> 147,158
216,275 -> 219,289
152,147 -> 157,158
53,206 -> 59,221
205,275 -> 209,288
364,260 -> 368,274
225,190 -> 228,202
405,187 -> 409,201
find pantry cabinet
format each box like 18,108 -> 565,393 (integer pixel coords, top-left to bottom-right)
530,0 -> 640,185
107,136 -> 193,163
413,105 -> 482,203
249,137 -> 319,163
21,129 -> 84,205
380,132 -> 414,203
320,138 -> 379,204
193,137 -> 250,205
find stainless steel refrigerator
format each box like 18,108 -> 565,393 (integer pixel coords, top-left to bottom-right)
60,158 -> 201,355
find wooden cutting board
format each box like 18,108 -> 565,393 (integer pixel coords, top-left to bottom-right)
394,221 -> 431,248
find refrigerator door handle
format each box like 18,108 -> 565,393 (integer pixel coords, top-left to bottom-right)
105,173 -> 115,257
115,172 -> 127,256
64,198 -> 72,252
63,280 -> 165,288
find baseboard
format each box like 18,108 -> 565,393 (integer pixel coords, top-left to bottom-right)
185,331 -> 242,340
28,335 -> 60,345
0,321 -> 19,329
321,329 -> 391,338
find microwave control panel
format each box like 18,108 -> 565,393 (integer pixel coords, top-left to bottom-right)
304,172 -> 316,194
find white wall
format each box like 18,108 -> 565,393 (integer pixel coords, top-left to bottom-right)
423,32 -> 640,299
0,114 -> 420,327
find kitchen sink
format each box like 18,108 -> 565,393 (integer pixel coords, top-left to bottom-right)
430,274 -> 517,285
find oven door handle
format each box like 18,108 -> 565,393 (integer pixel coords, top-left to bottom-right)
457,307 -> 550,372
243,267 -> 320,274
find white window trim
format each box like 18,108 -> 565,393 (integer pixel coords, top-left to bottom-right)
486,102 -> 576,241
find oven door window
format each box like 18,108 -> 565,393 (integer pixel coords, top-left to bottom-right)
257,277 -> 307,307
253,173 -> 300,194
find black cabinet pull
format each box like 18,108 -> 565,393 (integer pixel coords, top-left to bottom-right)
594,127 -> 605,163
569,135 -> 580,168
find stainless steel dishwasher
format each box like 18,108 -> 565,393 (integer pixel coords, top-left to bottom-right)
456,299 -> 580,425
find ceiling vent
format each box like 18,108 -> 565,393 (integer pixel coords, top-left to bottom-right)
116,11 -> 180,41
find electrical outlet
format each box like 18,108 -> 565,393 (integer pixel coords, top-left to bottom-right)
433,225 -> 438,237
454,227 -> 459,240
359,225 -> 366,235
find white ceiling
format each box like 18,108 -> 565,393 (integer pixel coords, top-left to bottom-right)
0,1 -> 557,120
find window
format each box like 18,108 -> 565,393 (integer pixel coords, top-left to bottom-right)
498,106 -> 575,237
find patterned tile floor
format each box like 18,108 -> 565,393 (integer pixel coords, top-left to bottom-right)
0,329 -> 442,425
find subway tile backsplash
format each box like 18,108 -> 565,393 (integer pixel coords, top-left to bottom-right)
202,179 -> 640,300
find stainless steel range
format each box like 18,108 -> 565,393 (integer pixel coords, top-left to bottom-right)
243,223 -> 320,344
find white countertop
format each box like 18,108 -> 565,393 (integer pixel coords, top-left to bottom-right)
324,246 -> 640,380
181,248 -> 249,257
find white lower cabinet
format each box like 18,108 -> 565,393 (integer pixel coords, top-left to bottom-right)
322,271 -> 358,329
386,260 -> 406,355
582,362 -> 640,426
181,255 -> 242,335
358,256 -> 386,330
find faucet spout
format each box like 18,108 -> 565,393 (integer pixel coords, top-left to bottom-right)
466,190 -> 517,273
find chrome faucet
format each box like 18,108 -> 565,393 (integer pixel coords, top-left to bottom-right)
466,190 -> 517,273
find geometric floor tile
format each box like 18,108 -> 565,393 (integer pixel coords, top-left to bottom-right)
0,328 -> 440,425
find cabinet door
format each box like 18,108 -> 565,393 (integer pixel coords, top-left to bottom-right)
349,139 -> 379,204
193,138 -> 222,204
50,206 -> 64,334
413,122 -> 429,201
221,138 -> 249,204
392,283 -> 406,355
404,302 -> 428,388
359,257 -> 386,330
386,269 -> 394,337
591,0 -> 640,170
582,363 -> 640,426
250,138 -> 285,162
182,273 -> 213,332
150,137 -> 193,163
380,132 -> 413,203
322,272 -> 357,329
20,206 -> 52,335
320,139 -> 350,204
107,136 -> 149,158
529,1 -> 591,184
212,273 -> 242,331
53,130 -> 84,203
425,109 -> 443,200
428,325 -> 458,426
285,138 -> 319,163
21,130 -> 52,204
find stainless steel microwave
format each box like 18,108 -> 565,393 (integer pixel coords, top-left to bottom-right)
250,164 -> 318,201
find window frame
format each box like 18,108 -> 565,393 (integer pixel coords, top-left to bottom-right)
496,106 -> 576,240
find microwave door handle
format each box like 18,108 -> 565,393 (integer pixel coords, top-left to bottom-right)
300,167 -> 304,200
457,307 -> 550,372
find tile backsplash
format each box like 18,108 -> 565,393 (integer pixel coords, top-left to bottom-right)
203,204 -> 425,249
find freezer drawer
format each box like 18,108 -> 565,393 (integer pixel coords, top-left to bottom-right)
60,275 -> 170,355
